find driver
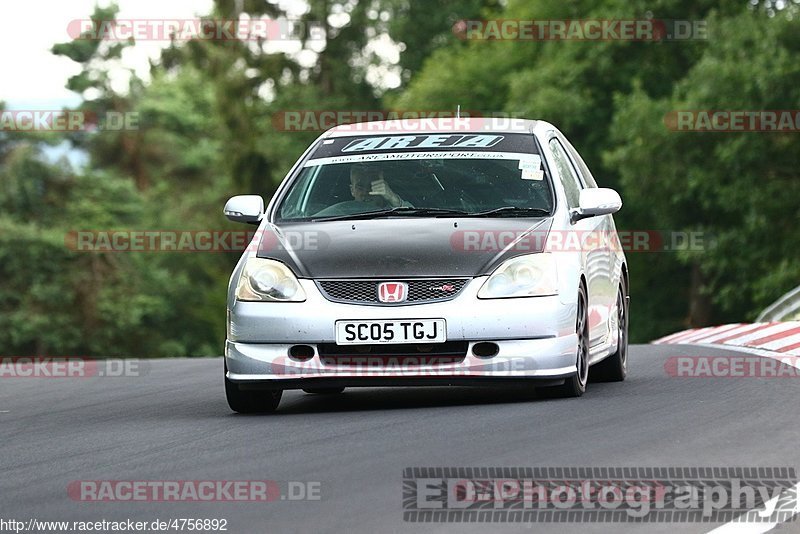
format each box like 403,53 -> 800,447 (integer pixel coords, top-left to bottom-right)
312,164 -> 412,217
349,164 -> 408,207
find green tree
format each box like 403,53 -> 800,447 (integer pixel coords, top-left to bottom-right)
397,0 -> 796,340
607,9 -> 800,328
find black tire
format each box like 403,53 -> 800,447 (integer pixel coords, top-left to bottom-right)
591,283 -> 629,382
541,284 -> 589,398
303,387 -> 345,394
224,363 -> 282,414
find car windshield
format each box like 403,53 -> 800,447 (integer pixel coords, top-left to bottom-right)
276,133 -> 553,221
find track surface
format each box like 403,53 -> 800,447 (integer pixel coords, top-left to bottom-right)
2,345 -> 799,533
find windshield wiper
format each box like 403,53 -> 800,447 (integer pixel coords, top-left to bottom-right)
313,207 -> 469,221
469,206 -> 551,218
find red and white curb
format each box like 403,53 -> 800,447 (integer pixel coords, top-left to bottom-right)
653,322 -> 800,356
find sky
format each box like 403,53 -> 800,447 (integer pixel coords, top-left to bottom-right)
1,0 -> 214,109
1,0 -> 400,111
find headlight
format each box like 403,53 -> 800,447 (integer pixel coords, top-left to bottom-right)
477,253 -> 559,299
235,258 -> 306,302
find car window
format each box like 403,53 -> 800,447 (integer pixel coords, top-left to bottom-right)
276,133 -> 554,220
548,138 -> 583,208
562,137 -> 598,189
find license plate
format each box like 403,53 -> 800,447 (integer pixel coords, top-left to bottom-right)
335,319 -> 446,345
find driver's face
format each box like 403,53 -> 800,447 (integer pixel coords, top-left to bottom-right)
349,172 -> 373,201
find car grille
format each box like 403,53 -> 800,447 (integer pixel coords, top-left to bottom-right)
317,279 -> 469,305
318,342 -> 468,366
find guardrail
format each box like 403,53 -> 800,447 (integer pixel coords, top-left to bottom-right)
757,285 -> 800,322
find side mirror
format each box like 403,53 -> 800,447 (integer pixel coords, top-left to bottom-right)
570,188 -> 622,223
224,195 -> 264,224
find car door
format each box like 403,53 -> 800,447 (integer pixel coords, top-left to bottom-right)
561,134 -> 621,329
547,136 -> 609,347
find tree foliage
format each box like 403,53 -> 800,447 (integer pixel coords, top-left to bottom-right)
1,0 -> 797,355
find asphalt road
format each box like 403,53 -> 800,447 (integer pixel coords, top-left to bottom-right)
1,344 -> 799,533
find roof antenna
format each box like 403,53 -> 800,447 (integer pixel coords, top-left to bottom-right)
456,105 -> 461,119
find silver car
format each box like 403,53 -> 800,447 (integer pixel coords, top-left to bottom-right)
223,118 -> 629,413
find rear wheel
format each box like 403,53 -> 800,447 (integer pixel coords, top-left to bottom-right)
224,363 -> 282,413
591,284 -> 628,382
541,284 -> 589,398
303,387 -> 345,394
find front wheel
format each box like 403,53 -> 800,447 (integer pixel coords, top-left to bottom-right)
591,283 -> 628,382
224,363 -> 282,413
541,284 -> 589,398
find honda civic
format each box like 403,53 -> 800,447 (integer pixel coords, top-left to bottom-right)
223,118 -> 629,413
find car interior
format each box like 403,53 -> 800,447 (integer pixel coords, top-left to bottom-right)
280,158 -> 553,219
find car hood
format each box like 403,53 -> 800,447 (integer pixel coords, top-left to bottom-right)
256,218 -> 553,278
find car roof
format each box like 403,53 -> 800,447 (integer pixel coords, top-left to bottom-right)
321,118 -> 553,138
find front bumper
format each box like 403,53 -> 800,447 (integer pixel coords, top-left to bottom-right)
225,278 -> 579,388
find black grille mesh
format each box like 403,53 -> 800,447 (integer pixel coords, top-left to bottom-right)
317,279 -> 468,304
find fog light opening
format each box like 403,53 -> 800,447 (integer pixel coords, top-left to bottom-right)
289,344 -> 315,361
472,342 -> 499,358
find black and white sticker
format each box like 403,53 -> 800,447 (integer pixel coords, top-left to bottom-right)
305,151 -> 534,167
340,134 -> 504,153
